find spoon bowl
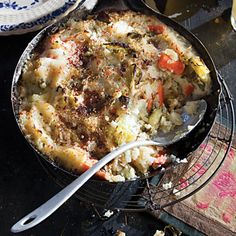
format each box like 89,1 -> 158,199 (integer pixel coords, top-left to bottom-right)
152,99 -> 207,145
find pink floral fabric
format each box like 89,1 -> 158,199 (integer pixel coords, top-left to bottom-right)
182,144 -> 236,231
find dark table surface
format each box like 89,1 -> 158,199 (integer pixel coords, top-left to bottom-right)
1,0 -> 235,235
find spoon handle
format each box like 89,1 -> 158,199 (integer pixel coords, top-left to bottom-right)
11,140 -> 158,233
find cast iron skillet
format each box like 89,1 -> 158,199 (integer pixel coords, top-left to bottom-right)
11,0 -> 221,180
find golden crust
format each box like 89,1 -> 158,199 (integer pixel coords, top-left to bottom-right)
18,10 -> 211,181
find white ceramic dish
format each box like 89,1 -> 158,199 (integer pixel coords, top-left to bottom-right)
0,0 -> 86,35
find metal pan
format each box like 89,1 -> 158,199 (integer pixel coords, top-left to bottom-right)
11,0 -> 221,181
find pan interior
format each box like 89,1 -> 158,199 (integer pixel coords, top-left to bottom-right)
11,5 -> 220,182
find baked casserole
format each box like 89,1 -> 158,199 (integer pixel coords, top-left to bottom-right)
18,11 -> 211,181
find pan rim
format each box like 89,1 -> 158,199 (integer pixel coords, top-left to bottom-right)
11,7 -> 221,183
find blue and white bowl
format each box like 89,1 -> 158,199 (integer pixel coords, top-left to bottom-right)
0,0 -> 85,35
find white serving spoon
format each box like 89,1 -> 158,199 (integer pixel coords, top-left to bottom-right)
11,99 -> 207,233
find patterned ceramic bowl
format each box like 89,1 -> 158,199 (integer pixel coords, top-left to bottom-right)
0,0 -> 87,35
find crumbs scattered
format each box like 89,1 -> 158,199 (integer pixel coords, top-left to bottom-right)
153,229 -> 165,236
172,188 -> 181,196
162,181 -> 173,190
144,124 -> 152,130
175,158 -> 188,164
214,18 -> 220,24
104,210 -> 114,218
169,154 -> 176,162
116,230 -> 126,236
161,167 -> 165,172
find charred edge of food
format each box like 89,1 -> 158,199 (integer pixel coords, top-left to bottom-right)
127,32 -> 142,39
118,95 -> 130,106
132,64 -> 143,85
82,90 -> 112,114
103,42 -> 137,58
95,11 -> 110,23
148,38 -> 161,49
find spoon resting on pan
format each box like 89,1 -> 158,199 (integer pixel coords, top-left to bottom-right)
11,99 -> 207,233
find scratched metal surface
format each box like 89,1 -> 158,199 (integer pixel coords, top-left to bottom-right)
0,0 -> 235,236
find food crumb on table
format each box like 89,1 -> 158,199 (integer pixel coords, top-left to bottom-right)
116,230 -> 126,236
103,209 -> 114,217
162,181 -> 173,190
153,229 -> 165,236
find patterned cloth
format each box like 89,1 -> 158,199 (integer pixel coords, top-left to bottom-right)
188,145 -> 236,228
150,123 -> 236,236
